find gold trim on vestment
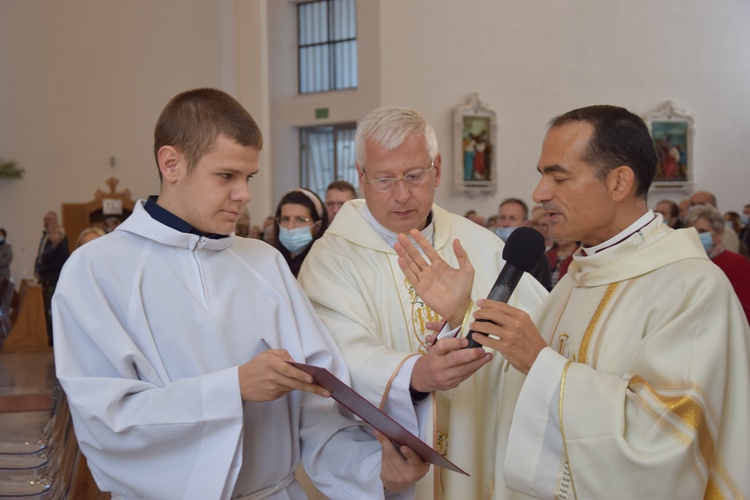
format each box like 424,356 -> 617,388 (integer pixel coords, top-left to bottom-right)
559,359 -> 578,500
458,300 -> 474,339
577,283 -> 618,364
628,376 -> 740,499
431,394 -> 440,499
379,354 -> 419,411
556,283 -> 618,499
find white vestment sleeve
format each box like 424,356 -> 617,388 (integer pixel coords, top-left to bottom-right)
379,355 -> 427,438
504,347 -> 567,499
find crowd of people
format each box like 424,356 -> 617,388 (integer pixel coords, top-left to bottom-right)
462,191 -> 750,295
2,89 -> 748,499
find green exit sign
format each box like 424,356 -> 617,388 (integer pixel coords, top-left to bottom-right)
315,107 -> 329,119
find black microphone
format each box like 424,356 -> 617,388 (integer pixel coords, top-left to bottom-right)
466,226 -> 546,348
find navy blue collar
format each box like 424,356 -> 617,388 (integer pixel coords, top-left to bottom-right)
144,196 -> 228,240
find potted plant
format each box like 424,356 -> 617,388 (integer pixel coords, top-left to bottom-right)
0,159 -> 24,179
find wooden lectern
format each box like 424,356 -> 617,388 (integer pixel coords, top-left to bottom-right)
62,177 -> 136,251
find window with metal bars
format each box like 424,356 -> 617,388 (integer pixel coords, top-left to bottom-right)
298,0 -> 357,94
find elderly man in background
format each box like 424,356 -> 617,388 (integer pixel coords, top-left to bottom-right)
324,180 -> 358,221
494,197 -> 551,290
299,105 -> 547,498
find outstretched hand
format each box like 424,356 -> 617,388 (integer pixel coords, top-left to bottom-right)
375,430 -> 429,492
238,349 -> 331,402
395,229 -> 474,329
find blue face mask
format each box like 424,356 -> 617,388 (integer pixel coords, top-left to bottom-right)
698,231 -> 713,252
493,226 -> 516,242
741,214 -> 750,227
279,226 -> 314,255
0,237 -> 4,244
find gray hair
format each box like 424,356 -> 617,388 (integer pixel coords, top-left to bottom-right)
355,106 -> 438,166
685,205 -> 725,234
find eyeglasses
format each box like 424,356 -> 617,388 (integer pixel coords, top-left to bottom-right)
276,215 -> 314,226
362,162 -> 434,192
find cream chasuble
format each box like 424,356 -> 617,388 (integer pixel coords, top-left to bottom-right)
299,200 -> 548,498
482,216 -> 750,500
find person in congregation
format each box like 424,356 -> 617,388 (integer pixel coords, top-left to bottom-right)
686,204 -> 750,322
740,203 -> 750,249
298,105 -> 548,498
529,205 -> 553,251
52,88 -> 426,500
654,198 -> 684,228
272,188 -> 328,278
76,226 -> 106,247
545,237 -> 578,289
494,197 -> 551,290
104,216 -> 122,233
0,228 -> 12,281
689,190 -> 746,255
325,180 -> 358,221
234,207 -> 252,238
399,104 -> 749,498
723,210 -> 743,236
36,223 -> 69,345
464,209 -> 486,227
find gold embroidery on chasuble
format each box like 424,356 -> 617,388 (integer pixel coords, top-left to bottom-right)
549,283 -> 619,365
405,278 -> 440,355
400,275 -> 449,460
556,333 -> 576,362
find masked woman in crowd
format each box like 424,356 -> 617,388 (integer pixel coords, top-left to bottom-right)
272,188 -> 328,277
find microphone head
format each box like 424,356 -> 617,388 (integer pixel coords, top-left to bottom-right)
502,226 -> 546,272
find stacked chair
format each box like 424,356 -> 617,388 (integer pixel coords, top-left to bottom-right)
0,382 -> 104,499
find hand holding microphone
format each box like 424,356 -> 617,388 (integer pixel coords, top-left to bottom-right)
466,226 -> 546,348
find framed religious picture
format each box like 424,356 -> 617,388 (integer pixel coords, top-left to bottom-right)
453,93 -> 497,196
643,101 -> 694,190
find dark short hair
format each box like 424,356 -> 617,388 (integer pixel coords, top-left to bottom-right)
326,180 -> 357,197
153,88 -> 263,178
550,105 -> 657,198
0,228 -> 6,238
657,199 -> 680,218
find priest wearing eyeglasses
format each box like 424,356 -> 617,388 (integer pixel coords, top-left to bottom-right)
298,106 -> 548,498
